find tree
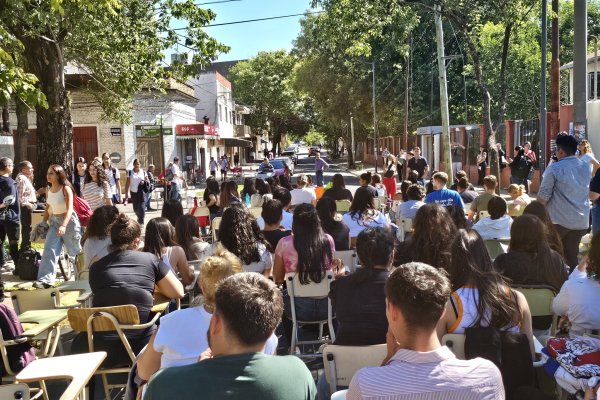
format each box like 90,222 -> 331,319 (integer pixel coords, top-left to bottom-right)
0,0 -> 228,186
229,51 -> 311,154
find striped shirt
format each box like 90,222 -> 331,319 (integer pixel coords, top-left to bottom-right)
347,346 -> 504,400
82,181 -> 111,211
16,173 -> 37,206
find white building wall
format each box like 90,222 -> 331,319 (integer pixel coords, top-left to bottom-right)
588,100 -> 600,155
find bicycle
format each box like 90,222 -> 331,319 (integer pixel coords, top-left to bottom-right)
56,245 -> 74,281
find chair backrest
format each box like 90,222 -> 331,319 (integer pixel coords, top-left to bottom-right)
397,218 -> 413,241
212,217 -> 222,242
0,383 -> 30,400
512,286 -> 556,318
323,344 -> 387,388
192,206 -> 210,218
11,289 -> 60,314
285,271 -> 333,298
336,250 -> 357,273
478,210 -> 490,219
372,197 -> 382,210
484,239 -> 509,260
441,333 -> 466,359
248,207 -> 262,218
68,305 -> 140,332
391,200 -> 402,213
335,200 -> 351,213
331,390 -> 348,400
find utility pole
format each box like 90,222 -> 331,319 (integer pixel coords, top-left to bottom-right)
403,34 -> 411,180
540,0 -> 548,176
434,2 -> 453,185
549,0 -> 560,166
573,0 -> 587,139
372,61 -> 379,173
349,113 -> 355,169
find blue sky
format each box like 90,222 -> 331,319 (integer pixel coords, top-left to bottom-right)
171,0 -> 319,62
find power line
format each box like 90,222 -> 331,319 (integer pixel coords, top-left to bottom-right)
195,0 -> 242,5
173,11 -> 324,30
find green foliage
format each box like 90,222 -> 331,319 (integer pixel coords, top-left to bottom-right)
559,0 -> 600,65
304,130 -> 326,146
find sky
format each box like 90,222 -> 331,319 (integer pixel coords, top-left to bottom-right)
170,0 -> 320,62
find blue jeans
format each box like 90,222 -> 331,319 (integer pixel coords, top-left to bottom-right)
169,182 -> 181,202
316,170 -> 324,187
317,372 -> 347,400
131,190 -> 146,224
38,214 -> 82,284
145,190 -> 154,210
282,290 -> 329,348
592,204 -> 600,236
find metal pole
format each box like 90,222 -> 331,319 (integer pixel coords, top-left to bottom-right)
350,114 -> 355,169
593,36 -> 598,101
158,115 -> 166,196
372,61 -> 378,173
404,34 -> 411,180
434,2 -> 453,185
540,0 -> 548,176
573,0 -> 588,138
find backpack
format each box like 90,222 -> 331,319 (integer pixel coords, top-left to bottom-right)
17,248 -> 41,281
0,304 -> 35,377
62,187 -> 92,226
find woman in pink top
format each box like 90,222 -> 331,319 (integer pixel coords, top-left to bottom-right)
274,203 -> 339,349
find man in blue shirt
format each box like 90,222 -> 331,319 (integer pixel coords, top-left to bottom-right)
314,152 -> 329,187
538,134 -> 591,270
424,172 -> 464,207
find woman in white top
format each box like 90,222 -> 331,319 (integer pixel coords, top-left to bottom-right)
35,164 -> 82,288
216,204 -> 272,276
250,178 -> 273,208
175,215 -> 210,261
82,205 -> 119,271
136,249 -> 278,383
436,229 -> 534,357
370,174 -> 387,198
578,140 -> 599,175
142,217 -> 194,286
82,160 -> 112,211
507,184 -> 531,217
553,234 -> 600,337
124,159 -> 148,224
341,187 -> 389,238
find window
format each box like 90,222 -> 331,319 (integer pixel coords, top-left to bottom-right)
588,71 -> 600,100
219,105 -> 223,121
225,107 -> 229,123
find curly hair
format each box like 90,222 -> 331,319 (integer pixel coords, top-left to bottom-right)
85,205 -> 119,240
218,203 -> 269,265
85,160 -> 109,187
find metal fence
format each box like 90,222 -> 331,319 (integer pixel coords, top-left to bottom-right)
514,119 -> 540,169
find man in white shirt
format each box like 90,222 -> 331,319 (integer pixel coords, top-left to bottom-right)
290,174 -> 316,207
209,157 -> 218,177
169,157 -> 185,202
347,262 -> 504,400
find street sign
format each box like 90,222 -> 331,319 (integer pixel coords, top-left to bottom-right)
110,127 -> 122,137
110,152 -> 121,164
136,126 -> 173,137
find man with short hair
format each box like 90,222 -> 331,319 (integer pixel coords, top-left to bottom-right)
144,273 -> 317,400
145,164 -> 157,211
424,172 -> 464,207
168,157 -> 185,202
0,157 -> 19,273
347,263 -> 504,400
290,174 -> 317,207
314,152 -> 329,187
271,188 -> 293,230
209,157 -> 218,177
456,178 -> 479,204
468,175 -> 498,221
538,134 -> 591,270
259,157 -> 273,174
407,147 -> 429,183
260,199 -> 291,250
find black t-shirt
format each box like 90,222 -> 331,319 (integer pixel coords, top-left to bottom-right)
322,187 -> 353,202
330,270 -> 389,345
323,221 -> 351,251
460,190 -> 479,203
90,250 -> 170,325
355,185 -> 378,199
0,175 -> 20,224
262,229 -> 291,252
407,157 -> 428,179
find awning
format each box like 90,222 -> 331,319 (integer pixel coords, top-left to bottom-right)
224,138 -> 253,148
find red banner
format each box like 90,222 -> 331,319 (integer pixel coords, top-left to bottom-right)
176,124 -> 219,137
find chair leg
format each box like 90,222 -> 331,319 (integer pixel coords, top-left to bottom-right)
290,321 -> 298,355
101,373 -> 111,400
318,322 -> 324,341
40,380 -> 49,400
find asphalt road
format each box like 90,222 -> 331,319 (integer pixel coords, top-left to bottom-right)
291,147 -> 361,193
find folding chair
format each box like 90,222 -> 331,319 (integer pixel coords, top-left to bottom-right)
67,305 -> 160,400
248,207 -> 262,219
185,260 -> 203,304
478,210 -> 490,219
0,383 -> 30,399
397,218 -> 413,242
285,272 -> 335,355
323,344 -> 387,393
152,187 -> 164,209
211,217 -> 222,243
335,200 -> 351,214
336,250 -> 358,273
331,390 -> 348,400
484,239 -> 509,260
513,285 -> 558,336
191,206 -> 212,241
441,333 -> 466,359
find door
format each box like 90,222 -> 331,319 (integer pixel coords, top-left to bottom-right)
136,138 -> 162,169
73,126 -> 98,163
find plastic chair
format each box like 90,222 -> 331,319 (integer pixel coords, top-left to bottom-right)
513,285 -> 558,336
336,250 -> 358,273
398,218 -> 413,242
248,207 -> 262,218
67,305 -> 160,400
285,272 -> 335,355
211,217 -> 222,243
0,383 -> 30,399
441,333 -> 466,359
331,390 -> 348,400
484,239 -> 509,260
323,344 -> 387,393
335,200 -> 351,213
478,210 -> 490,219
152,187 -> 164,209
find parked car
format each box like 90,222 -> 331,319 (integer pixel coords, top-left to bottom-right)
275,156 -> 295,175
256,159 -> 292,180
309,146 -> 319,157
280,149 -> 297,165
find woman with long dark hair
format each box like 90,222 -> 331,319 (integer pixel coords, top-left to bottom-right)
341,187 -> 389,238
278,175 -> 293,191
217,203 -> 272,276
239,177 -> 256,204
323,173 -> 353,201
82,160 -> 112,211
35,164 -> 82,288
82,205 -> 119,270
124,158 -> 149,224
250,178 -> 272,207
175,214 -> 210,261
437,229 -> 534,357
394,203 -> 456,271
382,154 -> 398,199
161,199 -> 184,228
202,177 -> 220,220
72,157 -> 87,197
143,218 -> 194,286
522,201 -> 564,257
316,197 -> 350,251
218,180 -> 240,212
356,171 -> 377,198
273,203 -> 341,347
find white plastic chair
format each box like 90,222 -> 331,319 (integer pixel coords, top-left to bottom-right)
323,344 -> 387,393
248,207 -> 262,218
331,390 -> 347,400
335,200 -> 351,213
397,218 -> 413,242
478,210 -> 490,219
0,383 -> 30,399
211,217 -> 222,243
336,250 -> 358,273
285,271 -> 335,355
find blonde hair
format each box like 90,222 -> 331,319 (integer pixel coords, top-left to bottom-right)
580,140 -> 593,155
197,245 -> 243,310
507,184 -> 525,196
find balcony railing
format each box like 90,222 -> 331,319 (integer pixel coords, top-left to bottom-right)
235,125 -> 252,138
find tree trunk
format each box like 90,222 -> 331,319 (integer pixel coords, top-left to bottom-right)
13,97 -> 29,164
21,36 -> 73,188
1,106 -> 9,133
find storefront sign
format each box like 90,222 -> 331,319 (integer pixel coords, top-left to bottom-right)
110,127 -> 122,137
175,124 -> 219,137
136,125 -> 173,137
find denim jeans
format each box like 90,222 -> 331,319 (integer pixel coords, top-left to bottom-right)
38,214 -> 82,284
592,204 -> 600,236
316,170 -> 324,187
169,182 -> 181,202
131,190 -> 146,224
282,289 -> 329,348
0,220 -> 20,264
554,224 -> 588,273
145,190 -> 154,210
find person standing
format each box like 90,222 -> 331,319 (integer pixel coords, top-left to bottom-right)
538,134 -> 591,271
169,157 -> 185,202
0,158 -> 20,273
451,141 -> 466,179
407,147 -> 429,184
72,157 -> 87,197
381,147 -> 390,169
314,152 -> 329,187
209,157 -> 218,178
219,156 -> 229,182
382,154 -> 398,199
15,161 -> 36,255
508,146 -> 532,193
125,159 -> 149,225
82,160 -> 112,211
34,165 -> 82,288
101,152 -> 122,204
476,147 -> 488,186
233,152 -> 240,167
145,164 -> 157,212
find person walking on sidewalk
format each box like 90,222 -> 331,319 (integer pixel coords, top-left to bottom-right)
125,159 -> 149,225
0,158 -> 20,273
15,161 -> 37,256
34,165 -> 82,288
314,152 -> 329,187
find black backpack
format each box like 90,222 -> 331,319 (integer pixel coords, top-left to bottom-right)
0,304 -> 35,378
17,248 -> 41,281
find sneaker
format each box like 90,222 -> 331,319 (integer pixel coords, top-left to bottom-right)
32,281 -> 52,289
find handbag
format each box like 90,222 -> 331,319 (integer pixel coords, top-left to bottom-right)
384,165 -> 395,178
62,187 -> 92,226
